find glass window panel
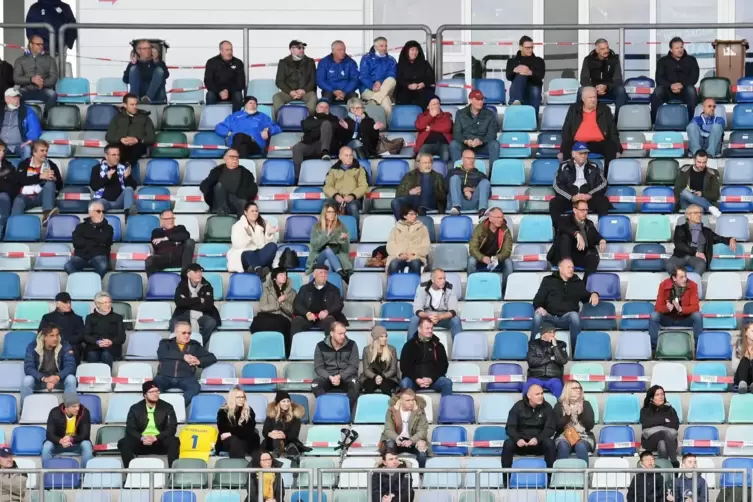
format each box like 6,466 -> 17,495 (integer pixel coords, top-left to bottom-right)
589,0 -> 650,80
735,0 -> 753,43
373,0 -> 459,59
470,0 -> 535,78
657,0 -> 717,77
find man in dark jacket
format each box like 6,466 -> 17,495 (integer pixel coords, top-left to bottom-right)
505,35 -> 546,115
64,201 -> 113,278
450,91 -> 499,165
123,40 -> 169,104
118,381 -> 180,468
153,321 -> 217,406
292,99 -> 354,178
312,322 -> 360,406
447,148 -> 491,217
145,209 -> 195,276
90,144 -> 138,214
39,292 -> 85,363
651,37 -> 700,124
548,199 -> 607,282
1,88 -> 42,159
579,39 -> 627,118
668,204 -> 735,275
672,454 -> 708,502
199,148 -> 258,217
525,324 -> 568,398
83,291 -> 126,367
502,384 -> 556,472
25,0 -> 77,54
0,141 -> 16,238
273,40 -> 317,119
550,142 -> 610,226
392,152 -> 447,219
0,58 -> 14,98
399,317 -> 452,396
12,139 -> 61,224
169,263 -> 221,345
204,41 -> 245,112
105,93 -> 156,167
627,451 -> 667,502
290,264 -> 348,339
371,446 -> 414,502
673,150 -> 721,216
22,325 -> 77,408
14,35 -> 59,111
41,393 -> 93,468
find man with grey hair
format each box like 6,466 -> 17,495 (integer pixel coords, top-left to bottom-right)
667,203 -> 735,275
273,40 -> 317,119
13,34 -> 59,111
359,36 -> 398,120
317,40 -> 359,103
392,152 -> 447,219
293,99 -> 354,178
83,292 -> 125,367
64,201 -> 113,277
579,38 -> 627,119
204,41 -> 246,112
123,39 -> 169,104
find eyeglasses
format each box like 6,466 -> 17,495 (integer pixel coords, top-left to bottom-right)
178,330 -> 191,335
522,45 -> 534,50
91,209 -> 104,214
226,155 -> 240,159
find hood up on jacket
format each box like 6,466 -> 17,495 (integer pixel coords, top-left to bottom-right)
398,41 -> 427,66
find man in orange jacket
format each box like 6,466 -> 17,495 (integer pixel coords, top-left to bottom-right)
648,265 -> 702,349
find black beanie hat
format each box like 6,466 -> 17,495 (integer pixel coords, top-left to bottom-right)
275,390 -> 291,403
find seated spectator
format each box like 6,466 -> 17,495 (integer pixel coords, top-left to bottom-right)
371,445 -> 415,502
579,38 -> 627,119
305,202 -> 353,279
450,91 -> 499,165
532,258 -> 599,350
317,40 -> 360,103
673,454 -> 708,502
346,97 -> 383,158
386,205 -> 430,275
0,54 -> 14,97
395,40 -> 435,109
560,86 -> 622,178
1,88 -> 41,159
290,264 -> 348,337
42,393 -> 93,468
13,35 -> 58,111
0,140 -> 18,237
63,201 -> 112,277
649,266 -> 702,349
525,323 -> 568,398
123,40 -> 169,104
553,380 -> 594,463
293,99 -> 354,177
651,37 -> 699,124
215,386 -> 260,459
13,139 -> 62,224
548,199 -> 607,282
414,96 -> 452,163
505,36 -> 545,115
153,321 -> 217,406
501,384 -> 556,473
215,96 -> 282,158
381,389 -> 430,468
409,268 -> 462,337
0,448 -> 26,502
83,291 -> 125,368
145,210 -> 195,276
170,264 -> 220,346
687,98 -> 724,158
392,152 -> 446,220
468,207 -> 513,288
118,381 -> 179,468
90,144 -> 137,215
550,142 -> 611,226
204,41 -> 245,112
361,326 -> 399,395
39,292 -> 84,364
247,450 -> 285,502
105,93 -> 155,168
673,151 -> 721,216
22,325 -> 77,407
273,40 -> 317,119
667,204 -> 733,275
262,391 -> 306,466
323,146 -> 368,222
628,451 -> 666,502
734,323 -> 753,393
251,267 -> 297,357
447,148 -> 491,217
199,148 -> 258,218
359,37 -> 397,120
400,317 -> 452,396
312,322 -> 360,407
228,201 -> 278,276
641,385 -> 680,467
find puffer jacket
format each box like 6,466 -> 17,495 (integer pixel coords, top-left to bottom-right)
0,463 -> 26,502
469,218 -> 512,262
227,216 -> 279,273
258,278 -> 296,319
323,161 -> 369,200
656,49 -> 699,87
214,109 -> 282,149
261,401 -> 305,451
359,46 -> 398,93
313,335 -> 360,382
386,219 -> 430,269
316,54 -> 359,94
526,338 -> 568,380
381,394 -> 430,453
579,49 -> 623,88
505,396 -> 556,442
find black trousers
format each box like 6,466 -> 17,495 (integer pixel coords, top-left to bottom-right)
231,133 -> 263,158
501,437 -> 556,469
553,234 -> 601,282
250,313 -> 292,356
361,377 -> 399,395
221,436 -> 257,459
549,194 -> 611,228
118,143 -> 148,169
212,182 -> 247,218
118,435 -> 180,468
145,240 -> 195,276
735,357 -> 753,386
311,376 -> 360,406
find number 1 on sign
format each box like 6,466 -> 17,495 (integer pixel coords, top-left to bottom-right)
192,435 -> 198,449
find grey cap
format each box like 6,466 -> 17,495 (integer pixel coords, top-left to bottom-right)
62,393 -> 80,408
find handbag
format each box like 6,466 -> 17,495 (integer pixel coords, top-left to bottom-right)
376,136 -> 405,155
562,426 -> 580,447
279,247 -> 299,270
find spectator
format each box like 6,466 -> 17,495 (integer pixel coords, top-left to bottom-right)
123,40 -> 169,104
215,386 -> 260,459
381,389 -> 430,468
215,96 -> 282,158
262,390 -> 306,465
447,148 -> 491,217
83,291 -> 125,368
204,41 -> 246,112
579,38 -> 627,118
532,258 -> 599,350
627,451 -> 667,502
451,91 -> 499,165
649,266 -> 702,349
0,140 -> 15,237
361,326 -> 399,395
0,88 -> 41,159
672,454 -> 708,502
550,142 -> 610,226
0,57 -> 11,97
386,205 -> 430,275
273,40 -> 317,119
667,204 -> 732,275
505,36 -> 545,115
305,202 -> 353,279
14,35 -> 59,111
199,148 -> 258,218
246,450 -> 285,502
414,96 -> 452,163
409,268 -> 462,338
392,152 -> 446,220
290,264 -> 348,338
395,40 -> 435,108
251,267 -> 297,357
153,321 -> 218,406
227,201 -> 278,276
317,41 -> 360,103
145,210 -> 195,276
560,86 -> 622,178
370,445 -> 415,502
400,317 -> 452,396
501,384 -> 556,472
323,146 -> 369,222
687,98 -> 724,158
468,207 -> 513,288
734,323 -> 753,393
651,37 -> 699,124
13,139 -> 62,224
22,325 -> 77,407
346,97 -> 383,158
548,199 -> 607,282
118,381 -> 179,468
641,385 -> 680,467
673,151 -> 721,216
293,99 -> 354,177
359,37 -> 398,120
26,0 -> 77,54
42,393 -> 93,467
39,292 -> 84,364
170,263 -> 221,346
0,447 -> 26,502
312,322 -> 360,407
525,324 -> 568,398
90,144 -> 137,214
105,93 -> 155,167
64,201 -> 112,277
553,380 -> 595,463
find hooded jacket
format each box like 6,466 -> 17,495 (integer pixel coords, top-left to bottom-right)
381,394 -> 429,449
579,49 -> 623,88
261,401 -> 305,451
258,277 -> 296,320
386,219 -> 431,269
172,277 -> 221,326
83,309 -> 126,359
526,337 -> 568,380
24,334 -> 76,382
553,159 -> 608,200
89,161 -> 137,202
275,55 -> 317,94
533,271 -> 593,316
71,217 -> 113,262
469,218 -> 512,262
125,398 -> 177,440
300,113 -> 354,151
673,165 -> 721,211
323,160 -> 369,200
25,0 -> 77,51
395,169 -> 447,213
359,46 -> 398,93
214,109 -> 282,149
0,103 -> 42,145
105,108 -> 156,146
399,334 -> 449,383
305,222 -> 352,274
293,280 -> 346,323
412,280 -> 458,316
395,41 -> 435,105
656,49 -> 700,88
199,164 -> 258,208
39,309 -> 85,351
314,335 -> 360,382
370,459 -> 414,502
0,462 -> 26,502
215,405 -> 260,455
560,103 -> 622,158
414,109 -> 452,152
505,396 -> 556,443
628,470 -> 667,502
547,214 -> 604,266
156,337 -> 217,380
247,451 -> 285,502
13,52 -> 59,89
204,54 -> 246,95
453,105 -> 499,145
672,220 -> 730,266
505,51 -> 546,86
0,159 -> 19,198
316,54 -> 360,94
654,277 -> 700,319
227,216 -> 279,273
46,403 -> 91,445
16,157 -> 63,194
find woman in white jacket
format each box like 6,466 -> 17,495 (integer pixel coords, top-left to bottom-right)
227,202 -> 279,277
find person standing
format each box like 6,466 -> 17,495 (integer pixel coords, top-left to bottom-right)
273,40 -> 317,119
204,41 -> 246,112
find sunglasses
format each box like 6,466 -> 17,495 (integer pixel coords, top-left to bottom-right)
91,209 -> 104,214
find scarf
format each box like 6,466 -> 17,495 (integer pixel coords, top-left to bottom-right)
94,307 -> 109,316
689,222 -> 703,248
671,283 -> 687,304
95,160 -> 125,199
575,218 -> 588,246
348,112 -> 362,138
187,280 -> 202,297
292,54 -> 303,62
187,279 -> 203,328
561,398 -> 590,442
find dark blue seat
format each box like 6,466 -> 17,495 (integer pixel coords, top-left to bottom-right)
188,394 -> 226,423
535,132 -> 561,158
0,272 -> 21,300
227,273 -> 263,300
375,159 -> 409,186
597,426 -> 636,456
84,104 -> 118,130
589,492 -> 624,502
655,104 -> 689,131
486,363 -> 523,392
631,244 -> 667,271
379,302 -> 412,331
492,331 -> 529,360
682,425 -> 721,456
724,131 -> 753,158
46,215 -> 80,242
106,215 -> 122,242
79,394 -> 102,424
145,272 -> 181,300
498,303 -> 533,331
108,272 -> 144,301
625,77 -> 655,103
190,132 -> 226,159
385,273 -> 421,301
58,187 -> 91,214
43,458 -> 81,488
277,105 -> 309,131
608,363 -> 646,393
586,273 -> 621,300
574,332 -> 612,360
277,244 -> 308,271
529,159 -> 559,185
641,186 -> 674,213
597,215 -> 631,242
581,302 -> 617,331
260,159 -> 296,185
124,215 -> 159,242
438,216 -> 473,242
283,216 -> 317,243
4,216 -> 41,242
431,426 -> 467,456
606,186 -> 637,213
732,103 -> 753,129
0,394 -> 17,422
312,394 -> 351,424
65,158 -> 98,185
473,79 -> 505,104
620,302 -> 653,330
289,187 -> 325,214
136,187 -> 171,214
144,159 -> 180,185
720,186 -> 753,213
696,331 -> 732,360
389,105 -> 422,131
437,395 -> 475,424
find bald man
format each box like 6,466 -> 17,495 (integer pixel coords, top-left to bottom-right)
323,146 -> 369,222
501,384 -> 556,473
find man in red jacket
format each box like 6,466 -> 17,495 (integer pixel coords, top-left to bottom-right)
649,266 -> 702,349
414,96 -> 452,163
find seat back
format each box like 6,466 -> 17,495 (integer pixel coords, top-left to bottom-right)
617,104 -> 651,131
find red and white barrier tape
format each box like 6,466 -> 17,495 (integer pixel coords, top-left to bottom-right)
57,87 -> 207,97
441,40 -> 713,47
78,376 -> 152,384
681,440 -> 753,448
596,442 -> 641,450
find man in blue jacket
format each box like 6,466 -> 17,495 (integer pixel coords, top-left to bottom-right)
0,88 -> 42,159
317,40 -> 360,103
22,325 -> 78,410
215,96 -> 282,158
360,37 -> 397,120
686,97 -> 725,157
25,0 -> 77,55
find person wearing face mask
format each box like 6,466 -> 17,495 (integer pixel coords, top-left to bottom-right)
215,96 -> 282,158
649,265 -> 702,350
204,41 -> 246,112
414,96 -> 453,163
82,291 -> 125,368
293,99 -> 355,178
105,93 -> 155,168
64,201 -> 113,277
273,40 -> 317,119
395,40 -> 435,108
0,88 -> 42,161
640,385 -> 680,467
359,37 -> 398,121
672,454 -> 707,502
39,292 -> 85,364
553,380 -> 594,463
734,324 -> 753,393
170,264 -> 221,346
0,139 -> 19,238
628,451 -> 668,502
14,35 -> 59,112
386,205 -> 430,275
200,148 -> 259,218
251,267 -> 297,356
90,144 -> 137,215
123,40 -> 169,104
502,384 -> 556,474
392,153 -> 447,219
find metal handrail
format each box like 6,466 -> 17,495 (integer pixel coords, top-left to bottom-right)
0,23 -> 57,58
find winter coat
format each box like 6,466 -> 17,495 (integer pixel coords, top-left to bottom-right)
323,161 -> 369,200
628,471 -> 667,502
199,164 -> 258,208
89,162 -> 137,202
579,49 -> 623,88
361,344 -> 399,384
150,225 -> 191,258
247,453 -> 285,502
105,108 -> 156,146
671,220 -> 730,265
399,334 -> 449,383
314,335 -> 360,382
469,219 -> 512,262
526,338 -> 568,380
386,219 -> 431,269
547,214 -> 604,266
16,157 -> 63,193
553,159 -> 608,200
13,52 -> 58,88
82,310 -> 126,360
395,169 -> 447,213
258,278 -> 296,320
305,223 -> 352,274
227,216 -> 279,273
316,54 -> 360,94
215,406 -> 260,455
381,394 -> 430,453
25,0 -> 77,51
445,166 -> 488,190
656,50 -> 700,88
673,165 -> 721,211
0,159 -> 19,198
156,338 -> 217,380
71,217 -> 113,262
172,277 -> 221,326
46,403 -> 91,445
412,280 -> 459,316
203,54 -> 246,95
505,51 -> 546,86
505,397 -> 556,442
654,277 -> 700,319
452,105 -> 499,145
214,110 -> 282,149
370,460 -> 414,502
0,463 -> 26,502
24,334 -> 76,382
560,103 -> 622,159
674,473 -> 708,502
275,55 -> 317,94
414,110 -> 452,152
0,60 -> 14,97
122,60 -> 169,89
0,104 -> 41,145
553,400 -> 595,446
395,41 -> 436,105
39,310 -> 84,351
293,281 -> 346,322
300,113 -> 354,151
261,401 -> 305,451
125,399 -> 177,440
533,271 -> 593,316
359,47 -> 398,93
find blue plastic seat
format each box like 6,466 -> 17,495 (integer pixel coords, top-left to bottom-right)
260,159 -> 295,186
198,103 -> 233,131
277,105 -> 309,131
79,394 -> 102,424
640,186 -> 675,213
0,394 -> 17,423
517,215 -> 553,242
247,331 -> 285,360
597,425 -> 636,456
687,394 -> 725,423
135,187 -> 171,214
438,216 -> 473,243
56,77 -> 90,104
620,302 -> 653,330
720,458 -> 753,487
649,132 -> 685,158
4,215 -> 41,242
67,272 -> 103,300
169,78 -> 204,104
437,394 -> 475,424
498,132 -> 531,158
629,244 -> 667,272
200,363 -> 237,392
43,457 -> 81,488
375,159 -> 409,186
608,362 -> 646,393
39,131 -> 72,158
509,458 -> 548,488
288,187 -> 324,214
655,104 -> 689,131
385,273 -> 420,301
580,302 -> 617,331
702,302 -> 737,330
226,274 -> 262,301
719,186 -> 753,214
187,394 -> 226,424
465,272 -> 502,301
24,271 -> 60,299
606,186 -> 636,213
196,243 -> 229,272
546,78 -> 580,104
389,105 -> 422,131
682,425 -> 721,455
183,159 -> 217,185
0,272 -> 21,300
573,332 -> 611,360
474,79 -> 505,104
690,362 -> 729,393
736,77 -> 753,103
586,273 -> 621,300
299,160 -> 332,186
431,425 -> 468,456
189,131 -> 227,157
597,215 -> 631,243
603,394 -> 640,423
503,106 -> 537,132
378,303 -> 412,331
239,363 -> 276,392
498,303 -> 533,332
723,159 -> 753,185
345,273 -> 383,301
92,77 -> 127,104
725,131 -> 753,158
144,159 -> 180,186
529,159 -> 559,185
11,425 -> 46,455
589,492 -> 624,502
471,426 -> 507,456
283,216 -> 317,242
45,216 -> 81,244
716,215 -> 749,241
732,103 -> 753,129
535,132 -> 562,159
124,215 -> 159,242
624,77 -> 654,102
614,331 -> 652,360
540,105 -> 569,131
434,80 -> 467,104
1,331 -> 35,361
451,332 -> 489,360
487,363 -> 524,392
65,158 -> 98,186
490,159 -> 525,186
353,394 -> 390,424
312,394 -> 351,424
145,272 -> 181,300
607,159 -> 642,185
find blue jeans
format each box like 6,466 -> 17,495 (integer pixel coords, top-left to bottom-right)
531,311 -> 581,351
524,377 -> 564,398
467,256 -> 514,292
418,143 -> 451,163
152,375 -> 200,406
686,122 -> 724,157
648,312 -> 703,349
64,255 -> 110,278
86,349 -> 115,368
0,193 -> 11,237
11,181 -> 57,213
678,189 -> 714,212
556,438 -> 591,464
325,198 -> 361,222
128,65 -> 167,103
400,376 -> 453,396
450,141 -> 500,166
315,247 -> 343,272
42,440 -> 94,468
240,243 -> 278,271
20,374 -> 77,409
98,188 -> 135,212
388,258 -> 423,275
170,312 -> 218,346
20,86 -> 58,111
448,176 -> 491,212
407,315 -> 463,338
508,75 -> 542,115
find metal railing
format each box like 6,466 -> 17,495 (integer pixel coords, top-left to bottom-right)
0,23 -> 57,58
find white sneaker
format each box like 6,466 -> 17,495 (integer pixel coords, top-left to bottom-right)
709,206 -> 722,218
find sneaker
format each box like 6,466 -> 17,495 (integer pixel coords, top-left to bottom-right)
337,270 -> 350,284
739,381 -> 749,394
42,207 -> 59,226
140,96 -> 151,104
709,206 -> 722,218
321,151 -> 331,161
511,100 -> 521,106
450,206 -> 461,215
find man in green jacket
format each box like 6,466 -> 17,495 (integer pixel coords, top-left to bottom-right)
468,207 -> 514,291
673,149 -> 721,216
105,93 -> 156,167
391,152 -> 446,219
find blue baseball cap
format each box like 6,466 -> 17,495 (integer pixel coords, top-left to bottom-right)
572,142 -> 589,153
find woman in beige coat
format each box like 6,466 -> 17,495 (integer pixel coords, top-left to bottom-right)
386,204 -> 430,274
226,202 -> 279,276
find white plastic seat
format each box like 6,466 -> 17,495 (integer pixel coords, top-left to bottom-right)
347,425 -> 383,456
76,362 -> 113,392
446,363 -> 481,392
174,186 -> 209,214
135,302 -> 172,330
20,394 -> 59,423
160,394 -> 187,423
724,425 -> 753,456
504,273 -> 542,300
123,458 -> 165,487
650,362 -> 689,392
705,272 -> 743,300
339,457 -> 378,488
625,273 -> 665,300
591,457 -> 631,488
174,215 -> 200,241
114,363 -> 153,393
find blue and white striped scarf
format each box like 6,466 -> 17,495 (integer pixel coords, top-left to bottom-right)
94,160 -> 125,199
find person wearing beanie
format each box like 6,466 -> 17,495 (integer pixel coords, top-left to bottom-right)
273,40 -> 317,119
199,148 -> 259,218
361,326 -> 399,395
292,99 -> 354,179
414,96 -> 452,162
215,386 -> 260,458
214,95 -> 282,158
261,390 -> 307,466
524,323 -> 569,398
251,267 -> 297,356
38,292 -> 85,364
42,392 -> 93,468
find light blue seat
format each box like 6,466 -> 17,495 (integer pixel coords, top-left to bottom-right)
723,158 -> 753,184
113,244 -> 150,271
690,362 -> 729,392
465,272 -> 502,301
183,159 -> 217,185
423,457 -> 463,488
477,394 -> 516,424
716,215 -> 749,241
529,159 -> 560,185
709,242 -> 745,271
200,363 -> 237,392
82,457 -> 124,488
196,243 -> 229,272
498,132 -> 530,158
451,332 -> 489,360
504,274 -> 541,301
248,332 -> 285,360
75,131 -> 108,158
188,394 -> 226,424
701,302 -> 737,330
0,363 -> 24,392
431,244 -> 468,271
490,159 -> 525,185
104,394 -> 141,423
361,215 -> 395,243
603,394 -> 640,423
169,78 -> 204,104
24,272 -> 60,300
135,302 -> 172,330
546,78 -> 580,104
540,105 -> 569,131
290,332 -> 325,360
724,428 -> 753,457
353,394 -> 389,424
687,394 -> 725,423
649,132 -> 685,158
299,160 -> 332,186
67,272 -> 103,300
217,303 -> 253,332
464,457 -> 504,488
517,215 -> 553,242
434,80 -> 467,104
512,244 -> 548,271
607,159 -> 642,185
199,104 -> 233,131
94,77 -> 128,104
40,131 -> 72,158
207,332 -> 245,361
239,363 -> 277,392
124,215 -> 160,243
489,187 -> 523,213
0,244 -> 31,272
247,79 -> 279,104
267,133 -> 301,159
389,105 -> 422,132
618,104 -> 652,131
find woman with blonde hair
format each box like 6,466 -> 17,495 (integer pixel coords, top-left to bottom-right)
553,380 -> 595,463
361,326 -> 399,395
262,391 -> 308,466
305,202 -> 352,280
215,386 -> 260,458
734,323 -> 753,393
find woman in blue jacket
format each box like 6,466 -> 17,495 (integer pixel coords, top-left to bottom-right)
359,37 -> 398,120
215,96 -> 282,157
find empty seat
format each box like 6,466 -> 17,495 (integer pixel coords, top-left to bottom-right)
385,273 -> 420,301
247,331 -> 285,360
573,332 -> 611,360
438,394 -> 475,423
161,105 -> 197,131
603,394 -> 640,423
598,425 -> 636,456
389,105 -> 422,131
646,159 -> 679,185
24,271 -> 60,299
465,272 -> 502,301
547,78 -> 579,104
608,362 -> 646,393
498,132 -> 531,158
0,272 -> 21,300
617,104 -> 651,130
655,104 -> 689,130
635,215 -> 671,242
715,215 -> 749,241
696,331 -> 732,360
725,131 -> 753,157
656,331 -> 694,360
540,105 -> 569,131
687,393 -> 725,423
4,215 -> 41,242
586,273 -> 621,300
517,215 -> 553,242
169,78 -> 204,104
312,394 -> 351,424
431,425 -> 468,456
199,104 -> 232,131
